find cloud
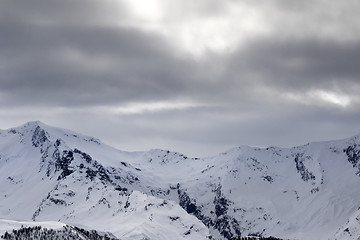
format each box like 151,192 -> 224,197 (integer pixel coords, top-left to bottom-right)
222,37 -> 360,108
0,22 -> 198,107
0,0 -> 360,156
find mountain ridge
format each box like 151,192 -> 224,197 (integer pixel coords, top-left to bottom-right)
4,120 -> 360,158
1,121 -> 360,239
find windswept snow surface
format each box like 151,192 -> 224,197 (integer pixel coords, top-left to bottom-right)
1,121 -> 360,239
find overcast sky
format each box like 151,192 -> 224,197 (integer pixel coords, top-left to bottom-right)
1,0 -> 360,157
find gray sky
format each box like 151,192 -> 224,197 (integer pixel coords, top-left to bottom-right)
1,0 -> 360,157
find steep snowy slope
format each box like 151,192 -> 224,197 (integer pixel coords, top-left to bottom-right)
1,121 -> 360,239
0,122 -> 210,240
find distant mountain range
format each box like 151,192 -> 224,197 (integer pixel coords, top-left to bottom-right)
1,121 -> 360,239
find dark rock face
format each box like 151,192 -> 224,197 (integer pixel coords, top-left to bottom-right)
212,185 -> 241,239
50,197 -> 67,206
56,150 -> 74,180
177,190 -> 212,232
177,184 -> 242,239
294,153 -> 315,181
73,148 -> 112,183
344,144 -> 360,175
345,144 -> 360,167
214,215 -> 241,239
86,168 -> 98,181
178,188 -> 199,215
32,126 -> 49,148
262,176 -> 273,183
214,185 -> 229,218
74,148 -> 92,164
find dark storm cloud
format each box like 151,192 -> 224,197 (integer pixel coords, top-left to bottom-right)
0,24 -> 197,106
1,0 -> 360,156
0,0 -> 209,107
0,0 -> 128,26
1,0 -> 359,108
224,38 -> 360,93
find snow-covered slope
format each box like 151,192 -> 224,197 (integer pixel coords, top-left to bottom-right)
1,121 -> 360,239
0,219 -> 65,237
0,219 -> 118,239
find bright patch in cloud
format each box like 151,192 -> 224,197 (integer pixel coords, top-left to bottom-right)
311,90 -> 350,107
112,101 -> 204,115
119,0 -> 270,56
124,0 -> 164,22
285,90 -> 351,107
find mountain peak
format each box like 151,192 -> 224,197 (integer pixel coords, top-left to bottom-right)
1,121 -> 103,152
26,120 -> 44,126
9,120 -> 47,133
4,121 -> 50,148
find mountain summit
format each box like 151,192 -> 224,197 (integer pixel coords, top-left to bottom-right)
1,121 -> 360,239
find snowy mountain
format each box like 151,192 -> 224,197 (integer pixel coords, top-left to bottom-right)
1,121 -> 360,239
